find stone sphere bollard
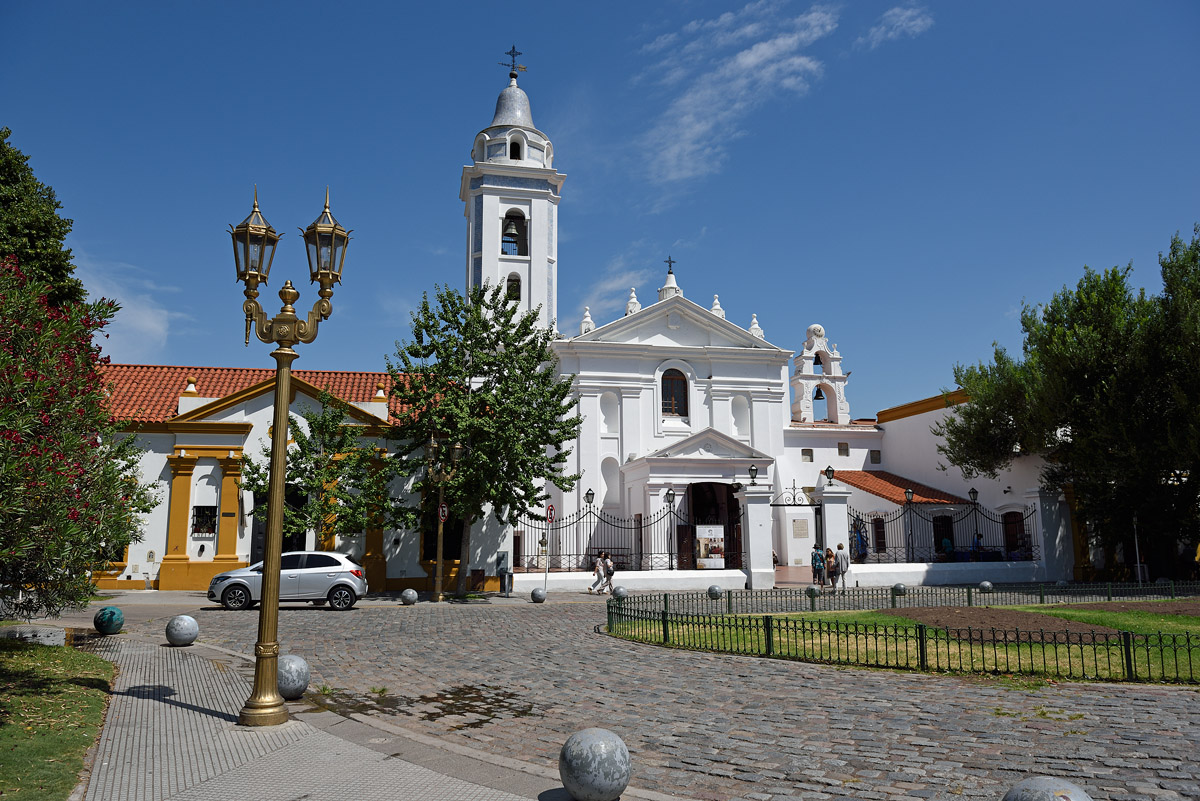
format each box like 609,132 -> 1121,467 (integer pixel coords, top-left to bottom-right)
531,587 -> 547,604
805,585 -> 821,599
1002,776 -> 1094,801
165,615 -> 199,646
277,654 -> 310,700
93,607 -> 124,635
979,580 -> 994,593
400,588 -> 418,606
612,586 -> 629,600
891,583 -> 907,597
706,585 -> 723,600
559,727 -> 632,801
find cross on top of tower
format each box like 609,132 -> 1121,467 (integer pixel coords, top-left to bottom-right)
499,45 -> 526,75
664,255 -> 676,273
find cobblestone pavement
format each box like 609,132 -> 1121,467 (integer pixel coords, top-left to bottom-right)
126,596 -> 1200,801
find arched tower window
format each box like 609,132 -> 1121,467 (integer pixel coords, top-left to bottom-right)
509,141 -> 521,160
501,211 -> 528,256
506,273 -> 521,303
661,369 -> 688,416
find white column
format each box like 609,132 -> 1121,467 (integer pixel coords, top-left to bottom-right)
814,481 -> 853,552
736,486 -> 775,589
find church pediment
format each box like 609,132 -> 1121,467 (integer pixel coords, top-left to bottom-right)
574,296 -> 780,350
646,428 -> 771,460
171,376 -> 387,427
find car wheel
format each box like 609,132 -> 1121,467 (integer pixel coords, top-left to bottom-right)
222,585 -> 251,611
327,586 -> 356,611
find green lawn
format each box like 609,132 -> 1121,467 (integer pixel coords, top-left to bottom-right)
1010,602 -> 1200,635
609,601 -> 1200,683
0,639 -> 114,800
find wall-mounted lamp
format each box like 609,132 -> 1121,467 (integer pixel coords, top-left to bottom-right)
824,465 -> 835,483
748,465 -> 758,486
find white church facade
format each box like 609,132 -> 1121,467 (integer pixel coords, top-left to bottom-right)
98,69 -> 1078,593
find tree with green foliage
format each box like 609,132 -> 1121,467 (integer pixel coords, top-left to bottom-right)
0,128 -> 84,305
239,391 -> 398,554
388,284 -> 582,595
0,256 -> 157,618
935,226 -> 1200,578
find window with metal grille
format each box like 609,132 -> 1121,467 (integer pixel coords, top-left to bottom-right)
837,442 -> 849,457
801,448 -> 813,462
870,449 -> 882,464
661,369 -> 688,416
192,506 -> 217,534
506,273 -> 521,302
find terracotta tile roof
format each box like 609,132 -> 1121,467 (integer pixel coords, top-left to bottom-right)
102,364 -> 406,424
833,470 -> 970,505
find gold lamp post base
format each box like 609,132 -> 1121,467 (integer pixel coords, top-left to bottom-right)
238,701 -> 290,727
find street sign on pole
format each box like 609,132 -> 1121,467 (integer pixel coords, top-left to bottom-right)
438,502 -> 448,523
547,504 -> 555,524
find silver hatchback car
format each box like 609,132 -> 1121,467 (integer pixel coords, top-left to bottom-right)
207,551 -> 367,611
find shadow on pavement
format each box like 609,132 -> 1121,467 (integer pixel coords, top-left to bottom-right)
120,684 -> 238,723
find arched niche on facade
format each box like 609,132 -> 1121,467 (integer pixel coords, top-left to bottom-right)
601,457 -> 620,508
600,391 -> 619,434
731,394 -> 751,439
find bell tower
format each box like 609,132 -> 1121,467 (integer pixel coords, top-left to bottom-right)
460,51 -> 566,331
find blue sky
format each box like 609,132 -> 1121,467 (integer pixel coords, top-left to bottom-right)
4,2 -> 1197,416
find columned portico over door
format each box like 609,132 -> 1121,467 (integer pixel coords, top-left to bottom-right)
621,427 -> 774,584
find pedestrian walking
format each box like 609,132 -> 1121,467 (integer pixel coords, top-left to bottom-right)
597,552 -> 616,594
835,542 -> 850,592
810,544 -> 825,586
824,547 -> 837,588
588,552 -> 605,593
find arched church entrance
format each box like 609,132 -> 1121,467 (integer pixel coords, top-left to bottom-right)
677,482 -> 743,570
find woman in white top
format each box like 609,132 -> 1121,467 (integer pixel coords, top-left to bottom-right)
589,553 -> 605,593
597,552 -> 615,594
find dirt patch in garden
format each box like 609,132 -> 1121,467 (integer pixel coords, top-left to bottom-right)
876,598 -> 1200,642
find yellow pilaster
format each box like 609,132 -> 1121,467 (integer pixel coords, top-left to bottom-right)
158,454 -> 198,590
216,457 -> 245,567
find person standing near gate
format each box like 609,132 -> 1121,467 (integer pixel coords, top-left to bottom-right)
835,543 -> 850,593
810,544 -> 825,586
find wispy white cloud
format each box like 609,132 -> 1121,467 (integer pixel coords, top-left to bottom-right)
74,250 -> 191,364
637,2 -> 838,185
856,6 -> 934,50
573,248 -> 657,326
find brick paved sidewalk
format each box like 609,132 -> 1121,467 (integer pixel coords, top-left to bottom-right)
77,635 -> 547,801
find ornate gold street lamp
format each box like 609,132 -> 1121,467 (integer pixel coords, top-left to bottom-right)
230,188 -> 351,727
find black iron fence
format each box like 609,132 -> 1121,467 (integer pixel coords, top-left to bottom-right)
848,502 -> 1039,564
514,505 -> 745,573
606,582 -> 1200,684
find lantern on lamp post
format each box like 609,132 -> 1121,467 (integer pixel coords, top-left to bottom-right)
229,188 -> 351,728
